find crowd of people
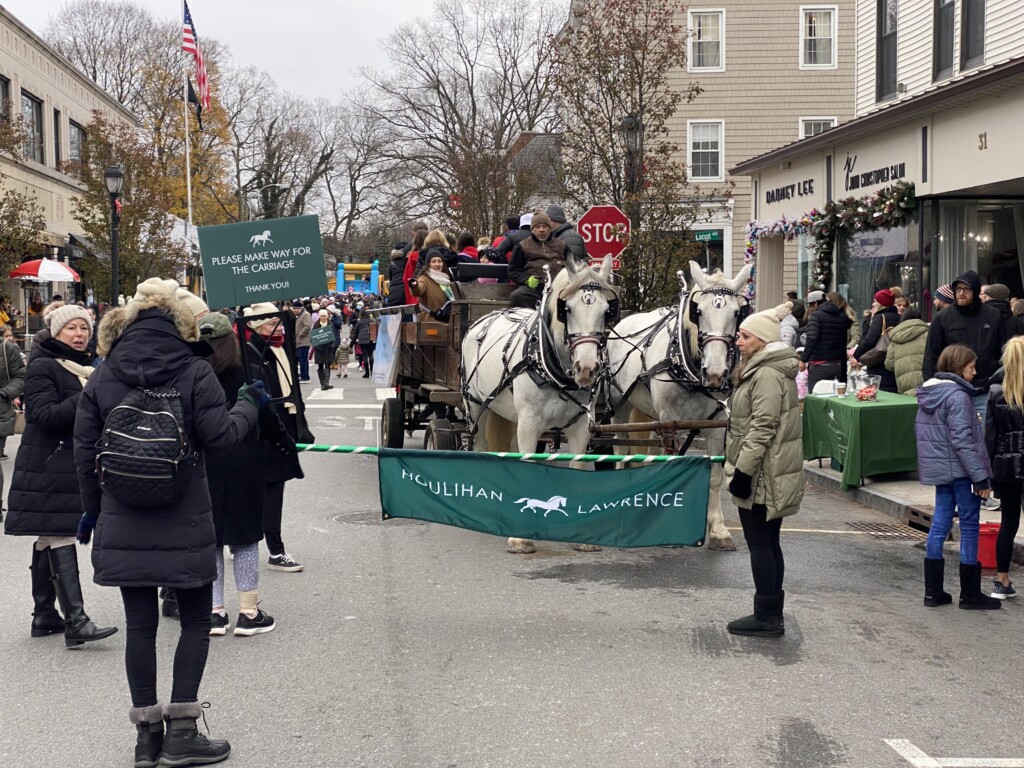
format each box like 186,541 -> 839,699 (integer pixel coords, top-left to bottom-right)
790,270 -> 1021,611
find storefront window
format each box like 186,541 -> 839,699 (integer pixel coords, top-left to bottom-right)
797,234 -> 817,297
836,224 -> 912,317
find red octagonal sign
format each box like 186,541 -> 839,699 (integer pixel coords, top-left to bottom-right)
578,205 -> 631,261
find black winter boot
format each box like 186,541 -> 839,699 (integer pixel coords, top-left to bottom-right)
924,557 -> 953,607
47,545 -> 118,648
727,594 -> 784,637
958,562 -> 1002,610
160,588 -> 180,621
129,702 -> 164,768
159,702 -> 231,766
30,547 -> 64,637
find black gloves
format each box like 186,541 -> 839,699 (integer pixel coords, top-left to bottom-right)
430,301 -> 452,322
728,470 -> 753,500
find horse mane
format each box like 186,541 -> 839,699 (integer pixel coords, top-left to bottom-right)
545,262 -> 615,322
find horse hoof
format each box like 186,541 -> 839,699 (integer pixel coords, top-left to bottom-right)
507,539 -> 536,554
707,536 -> 736,552
572,543 -> 602,553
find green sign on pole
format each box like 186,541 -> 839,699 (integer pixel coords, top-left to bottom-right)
197,215 -> 328,309
694,229 -> 723,243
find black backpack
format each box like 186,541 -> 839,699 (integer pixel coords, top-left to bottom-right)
96,372 -> 201,509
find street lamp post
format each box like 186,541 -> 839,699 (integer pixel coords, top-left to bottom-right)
104,166 -> 124,306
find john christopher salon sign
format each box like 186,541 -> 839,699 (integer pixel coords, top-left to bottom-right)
198,215 -> 327,309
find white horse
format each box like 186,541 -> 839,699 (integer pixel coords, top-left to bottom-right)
606,262 -> 752,551
249,230 -> 273,247
461,255 -> 617,554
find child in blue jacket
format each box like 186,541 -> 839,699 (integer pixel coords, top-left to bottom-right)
914,344 -> 1000,610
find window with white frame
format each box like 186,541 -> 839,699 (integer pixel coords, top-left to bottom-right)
688,121 -> 723,181
688,10 -> 724,71
21,90 -> 43,164
800,6 -> 837,68
800,117 -> 836,138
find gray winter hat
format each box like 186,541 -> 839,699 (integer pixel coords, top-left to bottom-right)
546,204 -> 568,224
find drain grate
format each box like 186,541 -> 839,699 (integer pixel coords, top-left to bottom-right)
847,521 -> 926,540
329,512 -> 427,527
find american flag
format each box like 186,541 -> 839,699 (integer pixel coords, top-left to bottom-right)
182,1 -> 210,110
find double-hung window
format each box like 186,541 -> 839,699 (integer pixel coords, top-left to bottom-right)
688,10 -> 724,72
876,0 -> 898,100
21,90 -> 43,163
688,121 -> 723,182
933,0 -> 954,80
800,6 -> 837,69
69,121 -> 86,163
961,0 -> 985,69
800,117 -> 836,138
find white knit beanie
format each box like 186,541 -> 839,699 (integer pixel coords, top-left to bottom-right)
132,277 -> 179,302
739,302 -> 792,343
46,304 -> 93,338
175,287 -> 209,319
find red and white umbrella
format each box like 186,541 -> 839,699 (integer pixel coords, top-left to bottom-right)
9,258 -> 81,282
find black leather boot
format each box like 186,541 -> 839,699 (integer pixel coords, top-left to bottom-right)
160,588 -> 180,621
30,547 -> 64,637
160,702 -> 231,766
129,702 -> 164,768
727,594 -> 784,637
958,562 -> 1001,610
924,557 -> 952,607
47,545 -> 119,648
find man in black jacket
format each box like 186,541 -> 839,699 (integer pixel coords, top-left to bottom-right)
546,204 -> 587,263
981,283 -> 1024,339
923,270 -> 1008,415
496,213 -> 533,263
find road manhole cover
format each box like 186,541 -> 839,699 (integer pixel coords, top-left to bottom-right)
329,512 -> 427,527
847,521 -> 926,540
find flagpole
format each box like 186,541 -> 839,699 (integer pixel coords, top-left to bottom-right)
182,0 -> 194,238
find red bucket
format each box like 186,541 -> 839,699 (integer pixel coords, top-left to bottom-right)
978,522 -> 1001,569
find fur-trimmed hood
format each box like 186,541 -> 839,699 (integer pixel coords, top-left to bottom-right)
98,293 -> 199,358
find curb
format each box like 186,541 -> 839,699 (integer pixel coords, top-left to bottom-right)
804,464 -> 1024,568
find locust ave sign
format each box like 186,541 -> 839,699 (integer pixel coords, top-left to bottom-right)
578,205 -> 630,269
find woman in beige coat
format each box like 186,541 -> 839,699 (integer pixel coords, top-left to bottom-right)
725,304 -> 804,638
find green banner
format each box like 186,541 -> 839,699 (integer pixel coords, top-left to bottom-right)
309,325 -> 336,347
378,449 -> 710,547
197,215 -> 328,309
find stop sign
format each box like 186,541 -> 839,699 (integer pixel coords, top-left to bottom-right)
578,205 -> 631,260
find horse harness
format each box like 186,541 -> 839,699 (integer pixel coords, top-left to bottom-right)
461,281 -> 619,436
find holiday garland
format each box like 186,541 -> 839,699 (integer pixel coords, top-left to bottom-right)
744,181 -> 917,301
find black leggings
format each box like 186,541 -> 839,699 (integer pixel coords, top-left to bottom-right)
738,505 -> 785,595
995,481 -> 1023,573
120,584 -> 213,707
263,481 -> 286,557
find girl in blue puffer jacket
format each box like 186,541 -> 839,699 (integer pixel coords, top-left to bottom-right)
914,344 -> 1000,610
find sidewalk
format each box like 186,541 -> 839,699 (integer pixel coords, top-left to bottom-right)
803,460 -> 1024,567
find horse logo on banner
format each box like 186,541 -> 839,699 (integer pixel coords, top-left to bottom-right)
515,495 -> 569,517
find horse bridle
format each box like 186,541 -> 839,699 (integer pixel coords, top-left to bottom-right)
681,286 -> 751,387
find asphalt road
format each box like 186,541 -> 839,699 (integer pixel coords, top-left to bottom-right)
1,365 -> 1022,768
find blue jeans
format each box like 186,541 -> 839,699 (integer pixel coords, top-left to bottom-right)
296,346 -> 310,381
927,477 -> 980,564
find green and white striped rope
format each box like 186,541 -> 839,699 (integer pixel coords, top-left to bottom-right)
295,444 -> 725,464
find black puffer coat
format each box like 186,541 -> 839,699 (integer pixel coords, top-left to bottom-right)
0,339 -> 25,437
854,305 -> 900,392
799,301 -> 851,364
552,222 -> 587,262
74,298 -> 259,589
4,337 -> 91,537
387,251 -> 408,307
206,361 -> 265,547
984,369 -> 1024,484
245,332 -> 304,485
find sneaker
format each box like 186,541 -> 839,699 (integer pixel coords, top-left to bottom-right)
267,553 -> 304,572
992,579 -> 1017,599
234,608 -> 276,636
983,495 -> 1001,511
210,612 -> 230,636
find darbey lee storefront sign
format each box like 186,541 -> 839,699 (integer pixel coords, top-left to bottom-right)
765,179 -> 815,205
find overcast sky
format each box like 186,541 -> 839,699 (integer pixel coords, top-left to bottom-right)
2,0 -> 426,100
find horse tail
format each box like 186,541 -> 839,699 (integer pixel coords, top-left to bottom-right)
513,498 -> 530,504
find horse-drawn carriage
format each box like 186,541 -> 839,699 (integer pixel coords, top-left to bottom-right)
374,256 -> 753,552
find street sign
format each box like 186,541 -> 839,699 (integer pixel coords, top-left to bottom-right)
693,229 -> 723,243
588,258 -> 622,270
198,215 -> 328,309
578,205 -> 631,259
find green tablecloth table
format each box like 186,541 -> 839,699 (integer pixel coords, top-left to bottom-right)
802,390 -> 919,490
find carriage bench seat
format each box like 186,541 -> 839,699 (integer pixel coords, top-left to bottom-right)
418,383 -> 463,405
